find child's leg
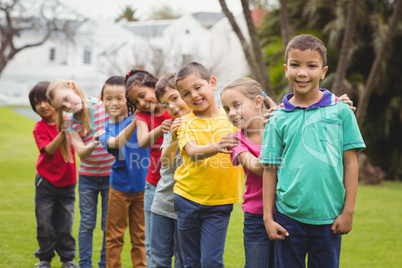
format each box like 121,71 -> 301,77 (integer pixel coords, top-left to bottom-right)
274,211 -> 308,268
144,182 -> 156,267
98,176 -> 109,268
174,194 -> 201,268
78,175 -> 100,268
105,187 -> 129,267
173,220 -> 184,268
34,174 -> 57,262
150,212 -> 175,267
53,183 -> 76,262
307,224 -> 341,268
243,212 -> 273,268
128,191 -> 146,267
199,203 -> 233,268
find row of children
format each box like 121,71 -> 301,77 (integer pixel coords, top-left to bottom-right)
30,33 -> 365,268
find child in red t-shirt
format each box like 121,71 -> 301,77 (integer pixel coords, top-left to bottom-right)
125,69 -> 173,265
29,81 -> 78,268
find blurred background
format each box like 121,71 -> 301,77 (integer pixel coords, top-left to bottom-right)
0,0 -> 401,181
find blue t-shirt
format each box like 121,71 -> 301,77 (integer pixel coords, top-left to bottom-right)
260,89 -> 366,225
99,115 -> 149,193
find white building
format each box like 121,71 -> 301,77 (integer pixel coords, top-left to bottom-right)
0,11 -> 252,105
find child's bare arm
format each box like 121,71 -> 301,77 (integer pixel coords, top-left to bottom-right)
263,166 -> 289,240
107,118 -> 137,149
331,149 -> 358,235
160,118 -> 183,168
236,152 -> 264,177
69,130 -> 101,159
183,133 -> 239,161
137,119 -> 173,149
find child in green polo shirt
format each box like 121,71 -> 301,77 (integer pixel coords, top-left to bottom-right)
260,34 -> 365,268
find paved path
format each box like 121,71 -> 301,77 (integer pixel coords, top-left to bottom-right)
12,107 -> 41,121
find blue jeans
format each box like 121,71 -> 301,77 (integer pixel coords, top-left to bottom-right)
243,212 -> 274,268
274,210 -> 342,268
144,182 -> 156,267
78,175 -> 109,268
150,212 -> 183,268
34,174 -> 76,262
174,194 -> 233,268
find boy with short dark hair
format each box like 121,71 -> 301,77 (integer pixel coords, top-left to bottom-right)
29,81 -> 78,268
173,62 -> 244,267
260,34 -> 366,267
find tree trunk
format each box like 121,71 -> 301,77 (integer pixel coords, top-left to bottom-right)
279,0 -> 290,47
356,0 -> 402,125
332,0 -> 360,96
219,0 -> 275,99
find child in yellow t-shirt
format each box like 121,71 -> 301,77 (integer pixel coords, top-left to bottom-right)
173,62 -> 243,267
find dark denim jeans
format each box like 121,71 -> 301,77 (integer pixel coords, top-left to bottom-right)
174,194 -> 233,268
34,174 -> 76,262
243,212 -> 274,268
274,210 -> 342,268
150,212 -> 184,268
78,175 -> 109,268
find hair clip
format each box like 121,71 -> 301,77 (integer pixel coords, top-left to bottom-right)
261,89 -> 267,97
127,70 -> 132,77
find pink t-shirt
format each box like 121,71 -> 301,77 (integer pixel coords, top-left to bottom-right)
230,130 -> 263,214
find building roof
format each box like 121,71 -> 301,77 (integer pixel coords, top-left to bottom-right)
191,12 -> 225,29
123,19 -> 176,37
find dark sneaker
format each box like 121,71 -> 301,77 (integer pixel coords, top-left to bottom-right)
35,261 -> 51,268
61,261 -> 78,268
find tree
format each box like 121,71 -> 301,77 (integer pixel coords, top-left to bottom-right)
148,5 -> 182,20
218,0 -> 276,99
356,0 -> 402,125
115,5 -> 138,22
0,0 -> 76,74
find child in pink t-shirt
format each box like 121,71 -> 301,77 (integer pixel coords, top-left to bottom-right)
220,77 -> 276,268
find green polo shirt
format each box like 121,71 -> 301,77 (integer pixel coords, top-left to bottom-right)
260,89 -> 365,225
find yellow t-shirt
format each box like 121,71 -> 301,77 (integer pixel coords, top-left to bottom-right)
174,106 -> 243,206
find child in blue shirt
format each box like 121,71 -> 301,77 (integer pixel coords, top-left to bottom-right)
260,34 -> 366,268
98,76 -> 149,267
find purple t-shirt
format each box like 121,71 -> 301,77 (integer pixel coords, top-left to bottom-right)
230,130 -> 263,214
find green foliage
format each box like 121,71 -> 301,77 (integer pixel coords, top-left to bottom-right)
115,5 -> 138,22
258,0 -> 402,180
1,107 -> 402,267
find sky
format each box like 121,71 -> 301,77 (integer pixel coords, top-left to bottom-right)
66,0 -> 243,21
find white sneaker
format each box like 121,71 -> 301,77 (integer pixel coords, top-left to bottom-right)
61,261 -> 79,268
35,261 -> 51,268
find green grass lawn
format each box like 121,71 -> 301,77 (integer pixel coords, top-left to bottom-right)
0,106 -> 401,267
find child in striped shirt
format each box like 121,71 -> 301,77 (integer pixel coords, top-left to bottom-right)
47,80 -> 115,268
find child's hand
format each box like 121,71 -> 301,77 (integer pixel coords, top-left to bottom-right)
92,129 -> 105,147
171,118 -> 183,141
331,212 -> 354,235
161,119 -> 174,134
265,220 -> 289,240
263,106 -> 278,124
338,94 -> 356,112
61,119 -> 71,133
216,133 -> 239,154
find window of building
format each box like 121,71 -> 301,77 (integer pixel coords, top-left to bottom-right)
49,48 -> 55,61
83,47 -> 92,64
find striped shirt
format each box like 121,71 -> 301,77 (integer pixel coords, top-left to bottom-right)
69,96 -> 115,176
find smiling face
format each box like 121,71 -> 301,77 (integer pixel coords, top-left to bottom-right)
176,73 -> 217,117
34,97 -> 57,120
102,85 -> 127,120
126,84 -> 159,113
284,48 -> 328,98
49,88 -> 83,114
158,87 -> 192,118
221,88 -> 262,129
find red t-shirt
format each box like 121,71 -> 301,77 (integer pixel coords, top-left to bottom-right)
136,110 -> 172,186
33,119 -> 77,187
